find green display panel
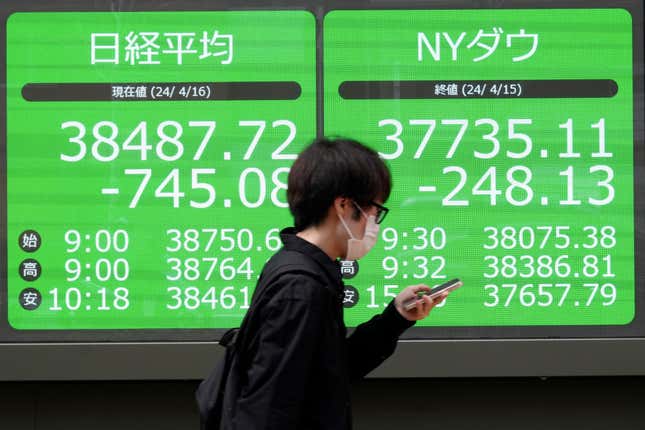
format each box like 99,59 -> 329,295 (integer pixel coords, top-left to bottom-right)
6,11 -> 316,329
2,4 -> 641,336
324,9 -> 634,326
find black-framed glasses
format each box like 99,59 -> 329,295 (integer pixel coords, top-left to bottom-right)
370,201 -> 389,224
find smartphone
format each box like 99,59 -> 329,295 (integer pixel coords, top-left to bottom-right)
403,278 -> 463,311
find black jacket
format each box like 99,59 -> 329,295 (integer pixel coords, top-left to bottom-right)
232,228 -> 414,429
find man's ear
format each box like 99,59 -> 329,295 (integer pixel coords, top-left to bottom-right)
333,197 -> 348,215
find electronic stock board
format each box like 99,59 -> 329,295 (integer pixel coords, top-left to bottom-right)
1,0 -> 643,379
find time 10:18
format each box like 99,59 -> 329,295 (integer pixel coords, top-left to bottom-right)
48,287 -> 130,311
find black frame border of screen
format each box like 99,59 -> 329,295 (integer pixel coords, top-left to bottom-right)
0,0 -> 643,378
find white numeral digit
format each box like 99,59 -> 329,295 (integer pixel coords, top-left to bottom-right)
60,121 -> 87,162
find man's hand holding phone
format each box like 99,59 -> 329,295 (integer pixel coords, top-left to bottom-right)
394,279 -> 462,321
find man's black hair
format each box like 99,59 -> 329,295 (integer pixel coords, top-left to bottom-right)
287,137 -> 392,231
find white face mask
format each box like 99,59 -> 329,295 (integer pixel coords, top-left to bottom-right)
338,202 -> 380,261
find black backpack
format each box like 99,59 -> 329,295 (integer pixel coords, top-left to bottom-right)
195,252 -> 324,430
